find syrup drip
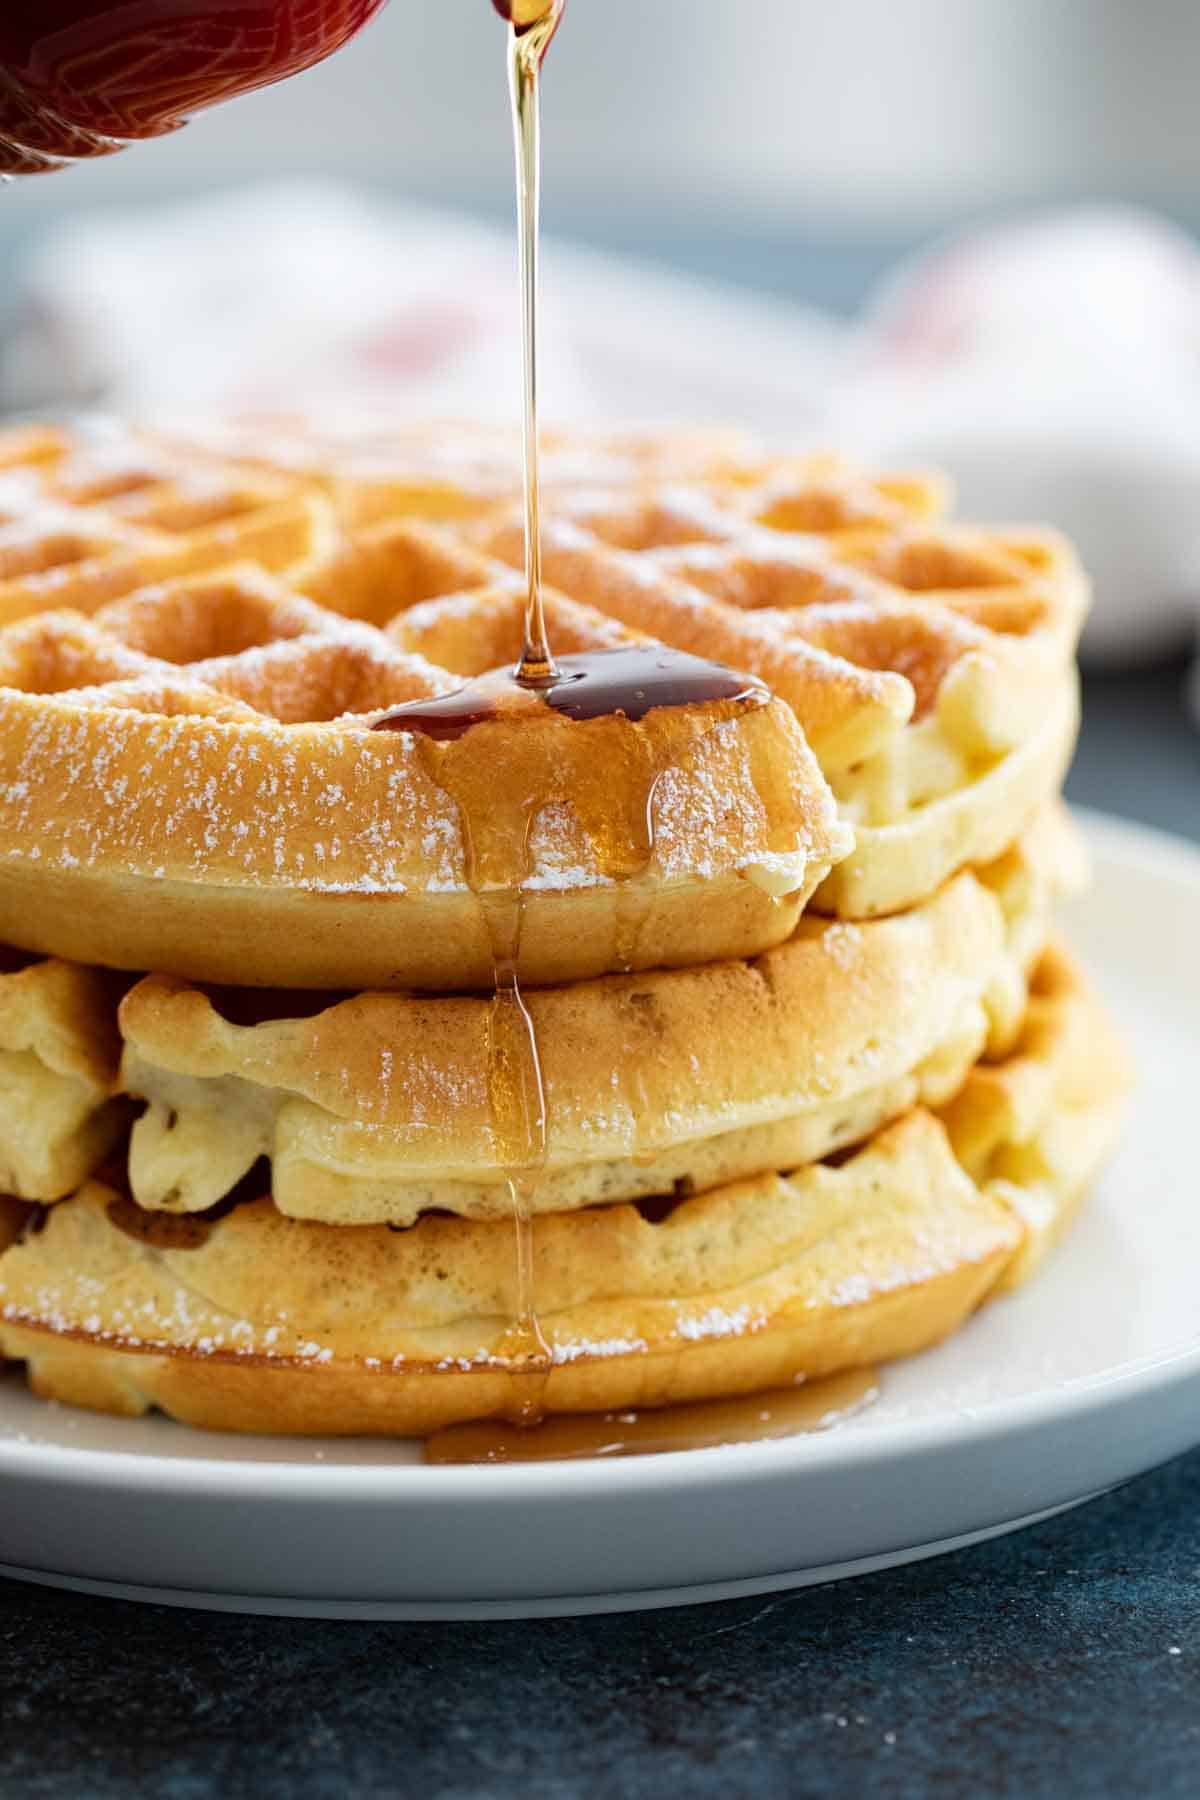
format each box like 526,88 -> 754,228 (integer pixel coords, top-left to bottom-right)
375,0 -> 773,1435
479,887 -> 553,1423
504,0 -> 566,685
371,649 -> 768,894
373,650 -> 768,1424
375,0 -> 564,1420
370,0 -> 578,1423
423,1368 -> 880,1464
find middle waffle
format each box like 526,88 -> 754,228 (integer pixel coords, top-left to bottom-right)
113,809 -> 1083,1228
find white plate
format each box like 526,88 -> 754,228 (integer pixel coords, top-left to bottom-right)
0,810 -> 1196,1620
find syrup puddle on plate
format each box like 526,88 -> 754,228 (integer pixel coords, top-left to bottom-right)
423,1367 -> 880,1463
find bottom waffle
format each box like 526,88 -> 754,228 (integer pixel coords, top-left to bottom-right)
0,944 -> 1129,1437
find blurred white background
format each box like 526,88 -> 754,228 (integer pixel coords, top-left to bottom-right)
5,0 -> 1200,247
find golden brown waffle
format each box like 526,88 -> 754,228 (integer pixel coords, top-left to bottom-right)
972,802 -> 1090,1053
0,426 -> 849,990
0,421 -> 334,627
0,946 -> 1127,1435
464,459 -> 1086,917
941,942 -> 1132,1290
282,437 -> 1083,917
0,421 -> 1085,988
152,417 -> 758,527
117,810 -> 1082,1227
0,945 -> 126,1200
293,441 -> 1084,923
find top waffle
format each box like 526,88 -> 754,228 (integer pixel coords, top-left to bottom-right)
471,456 -> 1086,916
151,417 -> 758,527
0,421 -> 1085,991
0,420 -> 848,989
225,423 -> 1087,920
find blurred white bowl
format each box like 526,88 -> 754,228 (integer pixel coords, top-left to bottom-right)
863,430 -> 1200,662
833,207 -> 1200,663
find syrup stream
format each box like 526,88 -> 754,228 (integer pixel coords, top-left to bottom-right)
481,888 -> 552,1421
490,0 -> 561,1418
374,2 -> 772,1439
507,0 -> 565,686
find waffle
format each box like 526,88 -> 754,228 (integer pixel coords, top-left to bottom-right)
0,420 -> 1087,988
0,946 -> 126,1200
0,425 -> 848,991
464,460 -> 1086,918
0,446 -> 852,986
0,946 -> 1126,1436
292,440 -> 1083,916
117,810 -> 1081,1227
941,943 -> 1132,1290
0,421 -> 334,627
152,418 -> 759,528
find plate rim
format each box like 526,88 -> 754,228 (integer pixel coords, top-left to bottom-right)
4,1338 -> 1198,1501
0,1497 -> 1107,1618
1,806 -> 1196,1507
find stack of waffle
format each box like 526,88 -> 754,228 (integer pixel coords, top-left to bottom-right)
0,421 -> 1128,1436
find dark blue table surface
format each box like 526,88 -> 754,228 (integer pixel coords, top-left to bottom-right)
1,210 -> 1198,1798
5,1452 -> 1200,1800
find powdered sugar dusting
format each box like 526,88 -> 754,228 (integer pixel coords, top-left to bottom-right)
676,1304 -> 765,1342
